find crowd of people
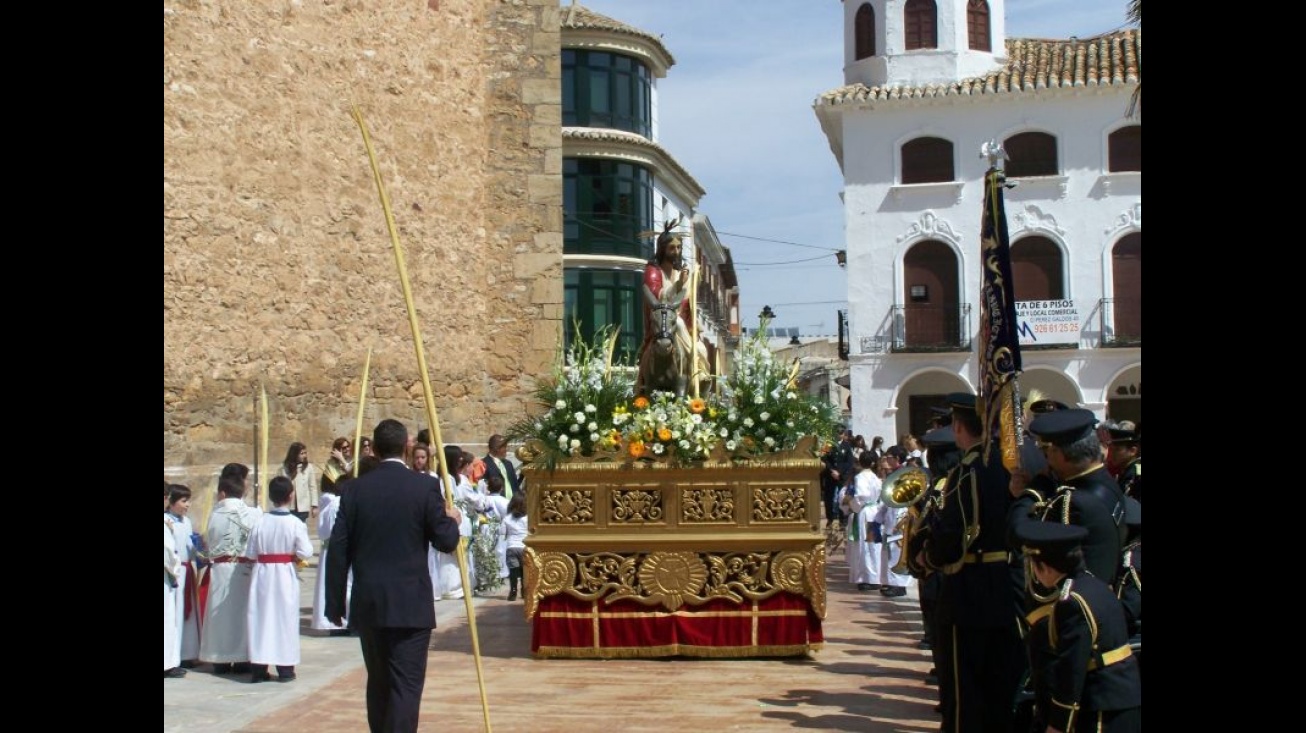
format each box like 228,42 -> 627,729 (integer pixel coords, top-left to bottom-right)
164,427 -> 527,691
822,394 -> 1143,733
168,406 -> 1144,731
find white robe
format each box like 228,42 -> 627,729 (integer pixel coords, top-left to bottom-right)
311,493 -> 347,631
846,470 -> 883,586
482,494 -> 510,579
164,517 -> 182,671
167,513 -> 201,661
200,498 -> 262,663
245,510 -> 313,666
874,502 -> 914,589
432,476 -> 476,600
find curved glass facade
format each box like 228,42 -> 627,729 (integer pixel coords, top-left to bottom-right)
564,268 -> 644,364
564,158 -> 655,260
563,49 -> 652,137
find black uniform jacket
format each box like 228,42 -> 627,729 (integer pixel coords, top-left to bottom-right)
1010,465 -> 1125,584
1026,570 -> 1142,731
1117,459 -> 1141,503
925,445 -> 1022,628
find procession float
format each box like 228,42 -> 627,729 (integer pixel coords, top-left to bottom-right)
509,258 -> 840,659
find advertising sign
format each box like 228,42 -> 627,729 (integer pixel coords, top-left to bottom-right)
1016,300 -> 1080,346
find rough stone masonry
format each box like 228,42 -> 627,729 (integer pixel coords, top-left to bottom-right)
164,0 -> 563,514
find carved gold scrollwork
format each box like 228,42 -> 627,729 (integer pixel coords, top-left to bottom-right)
612,489 -> 663,522
550,549 -> 817,613
525,549 -> 577,620
540,489 -> 594,524
751,486 -> 807,521
807,544 -> 827,618
682,488 -> 734,522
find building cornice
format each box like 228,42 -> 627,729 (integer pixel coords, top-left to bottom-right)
564,127 -> 707,204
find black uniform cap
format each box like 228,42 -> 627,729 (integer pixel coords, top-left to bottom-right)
946,392 -> 977,412
922,425 -> 956,446
1029,399 -> 1069,414
1107,421 -> 1140,445
1028,409 -> 1098,445
1016,522 -> 1088,561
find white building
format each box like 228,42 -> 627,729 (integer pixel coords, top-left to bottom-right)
561,2 -> 738,374
814,0 -> 1141,441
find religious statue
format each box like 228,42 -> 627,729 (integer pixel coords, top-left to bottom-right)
637,217 -> 707,397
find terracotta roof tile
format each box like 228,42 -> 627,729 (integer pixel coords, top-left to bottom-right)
816,29 -> 1140,107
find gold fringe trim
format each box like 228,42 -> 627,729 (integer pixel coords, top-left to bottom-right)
538,609 -> 810,620
533,643 -> 822,659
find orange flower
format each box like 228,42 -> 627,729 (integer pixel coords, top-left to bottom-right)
657,427 -> 673,441
629,440 -> 646,458
689,398 -> 706,414
633,396 -> 650,410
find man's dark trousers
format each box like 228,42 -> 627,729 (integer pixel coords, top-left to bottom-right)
359,626 -> 432,733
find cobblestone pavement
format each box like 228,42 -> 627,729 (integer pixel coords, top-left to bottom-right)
165,552 -> 940,733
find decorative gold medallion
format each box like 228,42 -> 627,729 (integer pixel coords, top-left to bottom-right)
540,489 -> 594,524
636,551 -> 709,611
612,489 -> 663,523
751,486 -> 806,521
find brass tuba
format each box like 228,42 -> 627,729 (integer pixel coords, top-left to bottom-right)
880,466 -> 931,576
880,466 -> 931,508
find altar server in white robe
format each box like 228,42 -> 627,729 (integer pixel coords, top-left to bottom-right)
847,452 -> 883,590
873,498 -> 913,596
200,471 -> 262,672
311,480 -> 347,632
165,485 -> 202,665
164,510 -> 184,677
244,476 -> 313,682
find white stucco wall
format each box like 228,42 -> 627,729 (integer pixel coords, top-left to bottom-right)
842,0 -> 1009,88
836,89 -> 1140,440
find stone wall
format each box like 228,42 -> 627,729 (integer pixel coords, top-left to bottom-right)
163,0 -> 562,515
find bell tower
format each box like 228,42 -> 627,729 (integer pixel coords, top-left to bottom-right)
842,0 -> 1007,88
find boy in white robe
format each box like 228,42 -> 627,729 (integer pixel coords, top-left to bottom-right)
165,485 -> 202,667
244,476 -> 313,682
874,500 -> 913,596
164,484 -> 185,677
200,469 -> 263,673
311,479 -> 348,634
433,447 -> 476,600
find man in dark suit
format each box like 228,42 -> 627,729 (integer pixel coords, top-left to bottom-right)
326,419 -> 463,733
482,433 -> 522,500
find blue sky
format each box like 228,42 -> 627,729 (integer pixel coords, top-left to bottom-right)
568,1 -> 1137,336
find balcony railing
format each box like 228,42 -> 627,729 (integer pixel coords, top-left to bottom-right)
889,304 -> 972,353
1098,297 -> 1141,347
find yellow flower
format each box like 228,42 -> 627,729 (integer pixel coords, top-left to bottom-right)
658,427 -> 673,441
629,440 -> 646,458
689,398 -> 706,414
644,429 -> 654,441
633,396 -> 650,410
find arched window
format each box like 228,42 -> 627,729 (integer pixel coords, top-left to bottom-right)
901,137 -> 955,184
1011,236 -> 1064,300
1003,132 -> 1059,177
967,0 -> 991,52
855,3 -> 876,60
1111,234 -> 1141,341
1108,125 -> 1142,172
904,0 -> 938,51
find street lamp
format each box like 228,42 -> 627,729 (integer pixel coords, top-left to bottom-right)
759,305 -> 776,320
